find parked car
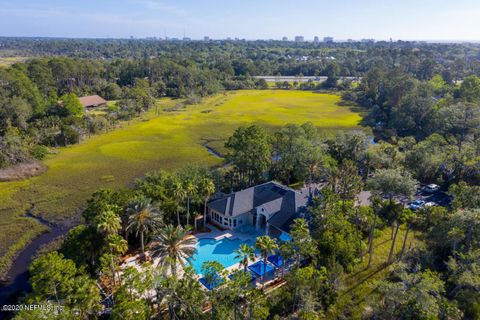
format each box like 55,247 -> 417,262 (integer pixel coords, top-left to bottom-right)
409,199 -> 426,210
424,184 -> 440,193
424,202 -> 437,208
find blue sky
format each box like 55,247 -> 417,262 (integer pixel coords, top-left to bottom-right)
1,0 -> 479,41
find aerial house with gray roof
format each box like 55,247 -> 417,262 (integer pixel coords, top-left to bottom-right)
207,181 -> 310,235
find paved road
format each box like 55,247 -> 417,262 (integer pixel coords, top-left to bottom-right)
356,191 -> 372,207
254,76 -> 361,83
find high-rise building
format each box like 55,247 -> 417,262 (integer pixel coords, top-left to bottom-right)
323,36 -> 334,43
203,36 -> 210,41
294,36 -> 304,42
282,36 -> 288,41
314,36 -> 320,43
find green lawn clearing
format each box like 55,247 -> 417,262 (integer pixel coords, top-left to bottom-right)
325,226 -> 424,319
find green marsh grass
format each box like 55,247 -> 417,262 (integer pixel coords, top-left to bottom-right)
0,90 -> 363,275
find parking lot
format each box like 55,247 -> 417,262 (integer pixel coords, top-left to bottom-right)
363,184 -> 452,211
410,185 -> 452,210
356,184 -> 452,211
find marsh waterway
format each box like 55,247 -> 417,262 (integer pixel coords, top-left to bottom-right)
0,136 -> 375,314
0,142 -> 224,313
0,215 -> 69,317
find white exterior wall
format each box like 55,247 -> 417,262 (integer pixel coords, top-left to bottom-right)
208,207 -> 249,230
207,205 -> 273,233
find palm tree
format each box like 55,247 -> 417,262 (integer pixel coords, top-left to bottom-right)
193,212 -> 202,231
388,208 -> 409,264
398,209 -> 414,261
255,235 -> 278,287
95,207 -> 122,235
173,181 -> 187,226
305,147 -> 323,197
105,234 -> 128,287
278,242 -> 294,278
235,244 -> 256,272
200,178 -> 215,228
367,194 -> 381,269
185,180 -> 197,227
126,197 -> 163,258
150,225 -> 197,276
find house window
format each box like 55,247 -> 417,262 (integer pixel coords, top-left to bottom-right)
233,219 -> 237,227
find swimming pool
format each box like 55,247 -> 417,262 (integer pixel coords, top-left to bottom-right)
189,237 -> 256,275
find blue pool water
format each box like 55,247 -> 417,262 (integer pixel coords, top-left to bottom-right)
189,237 -> 256,275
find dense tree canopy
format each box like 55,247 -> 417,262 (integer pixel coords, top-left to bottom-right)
4,38 -> 480,319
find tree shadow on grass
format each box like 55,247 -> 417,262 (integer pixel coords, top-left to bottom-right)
335,100 -> 368,115
341,262 -> 388,297
374,239 -> 391,248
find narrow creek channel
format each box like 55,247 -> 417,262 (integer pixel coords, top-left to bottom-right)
203,143 -> 223,159
0,214 -> 69,316
204,143 -> 234,172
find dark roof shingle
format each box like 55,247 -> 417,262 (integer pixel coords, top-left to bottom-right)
208,181 -> 310,231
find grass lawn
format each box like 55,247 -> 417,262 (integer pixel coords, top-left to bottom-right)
325,226 -> 424,319
0,57 -> 30,67
0,89 -> 363,275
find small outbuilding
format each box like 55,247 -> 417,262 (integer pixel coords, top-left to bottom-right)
79,95 -> 107,108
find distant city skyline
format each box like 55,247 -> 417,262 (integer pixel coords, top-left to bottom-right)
1,0 -> 479,41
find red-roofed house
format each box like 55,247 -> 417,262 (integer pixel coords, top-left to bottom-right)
78,95 -> 107,108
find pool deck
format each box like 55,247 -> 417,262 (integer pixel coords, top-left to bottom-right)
191,224 -> 270,279
122,224 -> 265,274
121,224 -> 283,293
192,224 -> 265,242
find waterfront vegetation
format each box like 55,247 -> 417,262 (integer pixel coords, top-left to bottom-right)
0,38 -> 479,319
0,90 -> 361,276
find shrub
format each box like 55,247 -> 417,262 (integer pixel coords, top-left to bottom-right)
30,145 -> 49,160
